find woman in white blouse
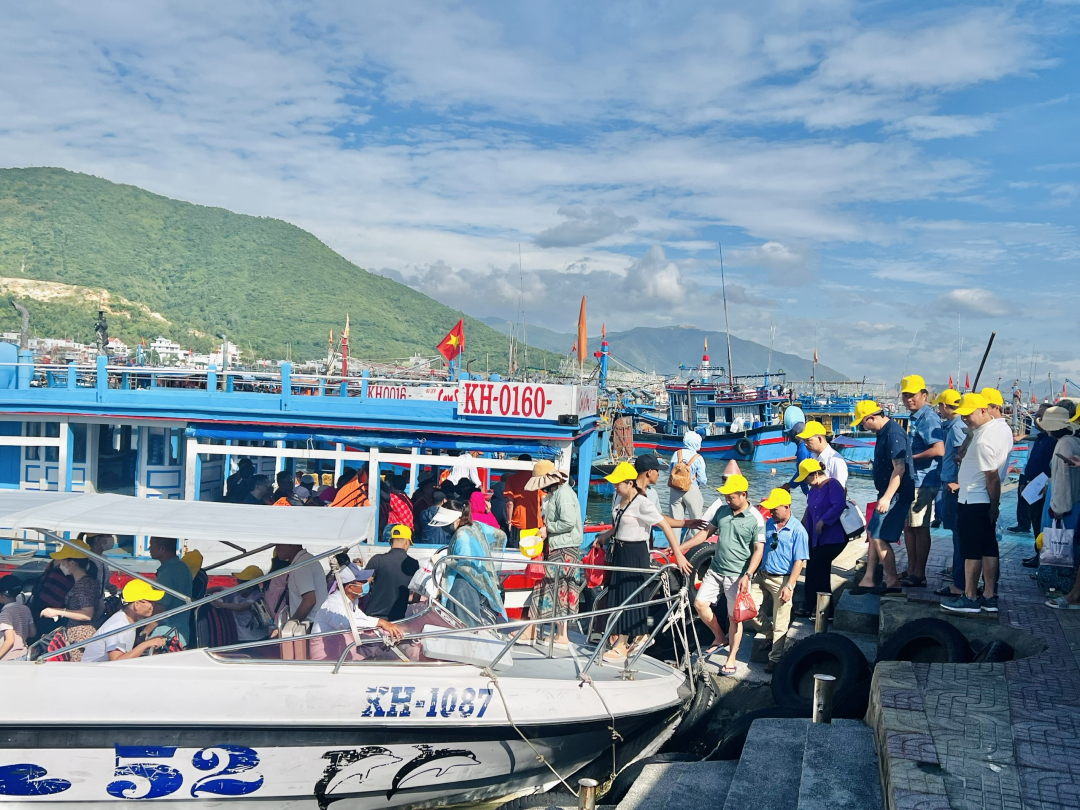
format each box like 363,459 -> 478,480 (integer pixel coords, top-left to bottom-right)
596,462 -> 692,663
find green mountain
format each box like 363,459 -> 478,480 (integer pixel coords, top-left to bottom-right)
0,167 -> 554,370
481,318 -> 847,380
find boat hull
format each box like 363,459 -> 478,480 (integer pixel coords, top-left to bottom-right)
633,424 -> 795,463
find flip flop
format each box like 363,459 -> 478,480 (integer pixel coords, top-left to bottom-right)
719,665 -> 738,676
703,642 -> 728,656
871,585 -> 903,595
848,585 -> 875,596
933,586 -> 958,597
1046,596 -> 1080,610
900,576 -> 927,588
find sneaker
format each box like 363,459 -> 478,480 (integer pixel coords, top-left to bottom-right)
1022,556 -> 1040,569
981,596 -> 999,614
940,595 -> 983,614
1006,526 -> 1027,534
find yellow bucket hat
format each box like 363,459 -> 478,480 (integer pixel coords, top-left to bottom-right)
50,539 -> 91,560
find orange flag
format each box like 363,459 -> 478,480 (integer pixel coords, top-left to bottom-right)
576,297 -> 587,367
437,319 -> 466,362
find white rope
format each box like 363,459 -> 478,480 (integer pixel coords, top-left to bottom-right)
481,668 -> 579,797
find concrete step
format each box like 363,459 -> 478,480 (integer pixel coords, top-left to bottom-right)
722,718 -> 810,810
833,590 -> 880,635
617,761 -> 737,810
797,720 -> 883,810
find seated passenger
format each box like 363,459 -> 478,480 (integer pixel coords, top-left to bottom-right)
440,501 -> 508,627
0,575 -> 34,661
311,566 -> 404,642
366,525 -> 420,621
81,581 -> 168,662
40,541 -> 103,662
150,537 -> 193,645
212,566 -> 272,643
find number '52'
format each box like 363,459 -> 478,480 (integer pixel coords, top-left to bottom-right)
106,746 -> 263,800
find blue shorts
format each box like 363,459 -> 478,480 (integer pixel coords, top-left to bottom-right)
868,494 -> 914,543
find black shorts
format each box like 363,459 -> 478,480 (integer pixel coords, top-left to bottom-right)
957,502 -> 999,560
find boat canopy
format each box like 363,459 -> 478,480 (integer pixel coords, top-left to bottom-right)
831,435 -> 875,448
0,492 -> 375,549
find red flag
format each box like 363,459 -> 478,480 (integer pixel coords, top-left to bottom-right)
576,297 -> 587,368
948,374 -> 953,389
813,347 -> 818,364
437,319 -> 465,362
570,341 -> 577,354
964,373 -> 970,391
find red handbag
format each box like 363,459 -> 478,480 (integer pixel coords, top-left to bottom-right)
732,590 -> 758,623
582,544 -> 608,588
524,561 -> 546,586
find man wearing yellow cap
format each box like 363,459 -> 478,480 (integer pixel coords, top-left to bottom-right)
941,393 -> 1012,615
81,580 -> 168,662
681,473 -> 766,675
934,389 -> 969,598
899,375 -> 944,588
752,488 -> 808,673
849,400 -> 914,596
796,421 -> 848,490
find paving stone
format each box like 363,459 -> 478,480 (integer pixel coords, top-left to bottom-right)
940,760 -> 1023,810
1018,767 -> 1080,810
891,789 -> 952,810
876,660 -> 921,691
886,731 -> 939,765
884,758 -> 949,798
879,687 -> 926,712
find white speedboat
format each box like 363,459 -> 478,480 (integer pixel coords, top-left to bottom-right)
0,494 -> 694,810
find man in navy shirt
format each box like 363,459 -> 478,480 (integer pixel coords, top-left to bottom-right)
900,375 -> 944,588
934,389 -> 968,597
850,400 -> 914,595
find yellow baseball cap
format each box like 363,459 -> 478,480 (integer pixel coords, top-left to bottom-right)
235,565 -> 264,582
122,579 -> 165,604
50,539 -> 91,560
935,389 -> 962,407
605,461 -> 639,484
794,458 -> 825,482
760,488 -> 792,509
900,375 -> 927,394
851,400 -> 883,427
389,524 -> 413,542
717,473 -> 749,494
954,392 -> 988,416
980,388 -> 1004,407
796,421 -> 827,439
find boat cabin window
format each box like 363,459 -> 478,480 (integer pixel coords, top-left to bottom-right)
147,427 -> 184,467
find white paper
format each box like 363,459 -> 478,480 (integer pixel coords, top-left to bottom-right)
1022,472 -> 1049,504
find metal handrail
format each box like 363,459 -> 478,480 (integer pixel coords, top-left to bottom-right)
34,545 -> 345,662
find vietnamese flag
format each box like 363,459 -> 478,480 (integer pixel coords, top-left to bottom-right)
964,373 -> 970,391
437,319 -> 465,362
948,374 -> 954,389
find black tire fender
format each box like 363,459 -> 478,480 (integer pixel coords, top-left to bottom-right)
878,618 -> 973,664
771,633 -> 871,714
667,674 -> 719,750
735,437 -> 754,457
705,705 -> 809,761
972,640 -> 1015,663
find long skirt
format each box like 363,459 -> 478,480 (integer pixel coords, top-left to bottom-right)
531,545 -> 584,624
609,540 -> 651,639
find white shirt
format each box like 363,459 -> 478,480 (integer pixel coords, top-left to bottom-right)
311,591 -> 380,634
613,493 -> 665,543
448,457 -> 482,487
287,549 -> 329,620
611,486 -> 660,511
81,611 -> 135,662
957,419 -> 1012,504
815,445 -> 849,490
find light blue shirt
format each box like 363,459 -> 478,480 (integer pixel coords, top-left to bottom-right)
939,416 -> 967,485
909,404 -> 944,488
762,517 -> 809,576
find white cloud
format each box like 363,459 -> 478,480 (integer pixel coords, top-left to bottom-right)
726,241 -> 817,285
534,206 -> 638,248
932,288 -> 1013,317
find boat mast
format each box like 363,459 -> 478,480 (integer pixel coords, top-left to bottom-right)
719,242 -> 734,389
519,244 -> 528,382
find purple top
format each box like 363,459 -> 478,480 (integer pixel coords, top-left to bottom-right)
804,477 -> 847,548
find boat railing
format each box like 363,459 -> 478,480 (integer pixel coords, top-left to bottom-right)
28,544 -> 694,685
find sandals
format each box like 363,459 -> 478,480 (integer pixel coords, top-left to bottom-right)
870,585 -> 903,595
933,586 -> 958,597
719,664 -> 738,677
702,642 -> 728,656
900,576 -> 927,588
1046,596 -> 1080,610
848,585 -> 876,596
603,649 -> 627,663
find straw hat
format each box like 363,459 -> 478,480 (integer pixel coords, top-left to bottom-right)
524,460 -> 567,491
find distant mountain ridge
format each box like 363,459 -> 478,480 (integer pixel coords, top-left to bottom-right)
0,167 -> 559,369
481,318 -> 846,380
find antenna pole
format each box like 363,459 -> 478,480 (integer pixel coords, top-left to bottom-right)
719,242 -> 734,389
972,331 -> 996,390
519,244 -> 528,381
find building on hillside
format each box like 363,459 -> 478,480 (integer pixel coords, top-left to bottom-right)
148,336 -> 189,364
107,337 -> 130,359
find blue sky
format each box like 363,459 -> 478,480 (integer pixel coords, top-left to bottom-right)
1,1 -> 1077,388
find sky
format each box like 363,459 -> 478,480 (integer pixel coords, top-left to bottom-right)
1,1 -> 1078,389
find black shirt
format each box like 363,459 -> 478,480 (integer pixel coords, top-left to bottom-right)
873,418 -> 915,499
365,548 -> 420,621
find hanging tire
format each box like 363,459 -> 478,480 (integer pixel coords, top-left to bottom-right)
878,618 -> 972,664
705,706 -> 809,761
972,640 -> 1015,663
666,674 -> 719,751
734,438 -> 754,457
771,633 -> 871,714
